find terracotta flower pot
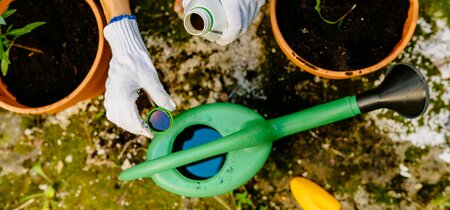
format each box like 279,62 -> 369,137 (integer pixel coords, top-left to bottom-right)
0,0 -> 111,114
270,0 -> 418,79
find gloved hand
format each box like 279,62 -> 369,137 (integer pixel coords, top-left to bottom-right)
182,0 -> 265,46
103,16 -> 176,138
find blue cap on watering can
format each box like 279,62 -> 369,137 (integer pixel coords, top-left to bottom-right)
146,108 -> 173,133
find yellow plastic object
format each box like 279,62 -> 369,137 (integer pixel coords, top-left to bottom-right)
290,177 -> 340,210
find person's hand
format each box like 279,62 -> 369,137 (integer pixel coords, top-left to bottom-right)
182,0 -> 265,46
103,16 -> 176,138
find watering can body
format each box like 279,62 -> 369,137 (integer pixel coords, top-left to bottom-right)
149,103 -> 273,197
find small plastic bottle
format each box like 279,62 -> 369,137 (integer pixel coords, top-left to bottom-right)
183,0 -> 227,42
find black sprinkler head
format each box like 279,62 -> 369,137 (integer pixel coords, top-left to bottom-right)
357,63 -> 430,118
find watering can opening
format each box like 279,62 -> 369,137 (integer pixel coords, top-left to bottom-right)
172,124 -> 226,180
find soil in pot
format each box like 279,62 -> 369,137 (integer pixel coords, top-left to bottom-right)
277,0 -> 409,71
0,0 -> 98,107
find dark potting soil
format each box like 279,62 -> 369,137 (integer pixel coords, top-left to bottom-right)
277,0 -> 409,71
0,0 -> 98,107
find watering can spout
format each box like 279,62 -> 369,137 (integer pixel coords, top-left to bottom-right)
356,63 -> 430,118
266,64 -> 430,139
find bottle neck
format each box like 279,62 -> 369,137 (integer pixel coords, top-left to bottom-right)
184,7 -> 213,36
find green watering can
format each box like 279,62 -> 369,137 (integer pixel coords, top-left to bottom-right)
120,63 -> 429,197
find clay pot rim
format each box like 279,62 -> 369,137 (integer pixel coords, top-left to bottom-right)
270,0 -> 419,79
0,0 -> 108,114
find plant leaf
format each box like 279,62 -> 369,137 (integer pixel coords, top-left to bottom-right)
32,163 -> 53,184
45,186 -> 55,198
23,21 -> 46,31
0,44 -> 4,59
6,24 -> 13,33
2,9 -> 16,19
2,47 -> 10,63
237,201 -> 242,210
42,199 -> 50,210
7,28 -> 31,36
3,40 -> 9,48
1,57 -> 8,76
6,28 -> 31,36
0,16 -> 6,25
19,193 -> 44,203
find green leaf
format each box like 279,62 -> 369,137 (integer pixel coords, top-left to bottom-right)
45,186 -> 55,198
0,44 -> 4,59
6,24 -> 13,33
42,200 -> 50,210
32,163 -> 53,183
237,201 -> 242,210
2,9 -> 17,19
6,28 -> 31,36
19,193 -> 45,203
3,40 -> 9,48
0,17 -> 6,25
94,111 -> 105,119
23,21 -> 46,31
3,47 -> 10,64
1,57 -> 8,76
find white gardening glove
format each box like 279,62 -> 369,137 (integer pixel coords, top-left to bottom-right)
103,16 -> 176,138
182,0 -> 265,46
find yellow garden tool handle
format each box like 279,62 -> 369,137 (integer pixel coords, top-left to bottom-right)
290,177 -> 340,210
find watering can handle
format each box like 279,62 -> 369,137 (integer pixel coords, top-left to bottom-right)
120,123 -> 271,180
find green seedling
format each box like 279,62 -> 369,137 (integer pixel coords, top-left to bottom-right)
235,191 -> 254,210
16,163 -> 56,210
314,0 -> 356,30
31,162 -> 52,183
0,9 -> 45,76
431,193 -> 450,209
